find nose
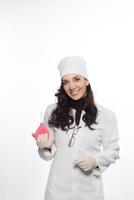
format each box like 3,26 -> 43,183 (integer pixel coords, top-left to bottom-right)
69,82 -> 75,90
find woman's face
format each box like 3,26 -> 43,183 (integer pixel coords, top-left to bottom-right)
62,74 -> 89,100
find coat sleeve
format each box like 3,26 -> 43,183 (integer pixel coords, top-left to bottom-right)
93,111 -> 120,176
38,105 -> 57,161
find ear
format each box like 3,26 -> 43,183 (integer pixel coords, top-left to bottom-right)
86,80 -> 89,86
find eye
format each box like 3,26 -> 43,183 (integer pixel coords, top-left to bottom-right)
74,77 -> 81,81
62,81 -> 68,86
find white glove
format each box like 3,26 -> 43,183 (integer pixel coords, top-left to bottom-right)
36,134 -> 54,149
73,155 -> 97,172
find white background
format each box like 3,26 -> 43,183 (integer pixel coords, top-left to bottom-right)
0,0 -> 134,199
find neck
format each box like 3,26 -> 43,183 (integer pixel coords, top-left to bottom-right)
67,95 -> 85,111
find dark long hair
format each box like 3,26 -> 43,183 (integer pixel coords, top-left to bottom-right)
48,83 -> 98,131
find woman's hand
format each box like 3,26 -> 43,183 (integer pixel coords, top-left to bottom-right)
73,155 -> 97,172
32,133 -> 53,149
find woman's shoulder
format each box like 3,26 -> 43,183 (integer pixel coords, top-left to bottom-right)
45,103 -> 57,113
95,102 -> 116,120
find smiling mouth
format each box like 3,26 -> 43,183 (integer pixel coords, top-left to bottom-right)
70,90 -> 80,96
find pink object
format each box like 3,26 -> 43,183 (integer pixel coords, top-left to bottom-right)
33,122 -> 50,139
32,112 -> 50,140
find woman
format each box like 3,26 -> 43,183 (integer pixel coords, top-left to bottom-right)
35,56 -> 120,200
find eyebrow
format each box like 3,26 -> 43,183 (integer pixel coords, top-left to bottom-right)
62,75 -> 81,82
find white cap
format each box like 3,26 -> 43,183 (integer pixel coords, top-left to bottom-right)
57,56 -> 89,80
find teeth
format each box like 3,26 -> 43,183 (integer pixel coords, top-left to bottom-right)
70,91 -> 79,95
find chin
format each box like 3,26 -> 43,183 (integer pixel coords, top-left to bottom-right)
69,95 -> 82,100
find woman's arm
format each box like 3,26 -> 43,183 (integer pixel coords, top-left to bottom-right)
93,111 -> 120,175
38,105 -> 57,161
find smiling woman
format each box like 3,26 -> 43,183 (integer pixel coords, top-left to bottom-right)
62,74 -> 88,100
33,56 -> 120,200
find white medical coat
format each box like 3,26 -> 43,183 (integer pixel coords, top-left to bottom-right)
38,103 -> 120,200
